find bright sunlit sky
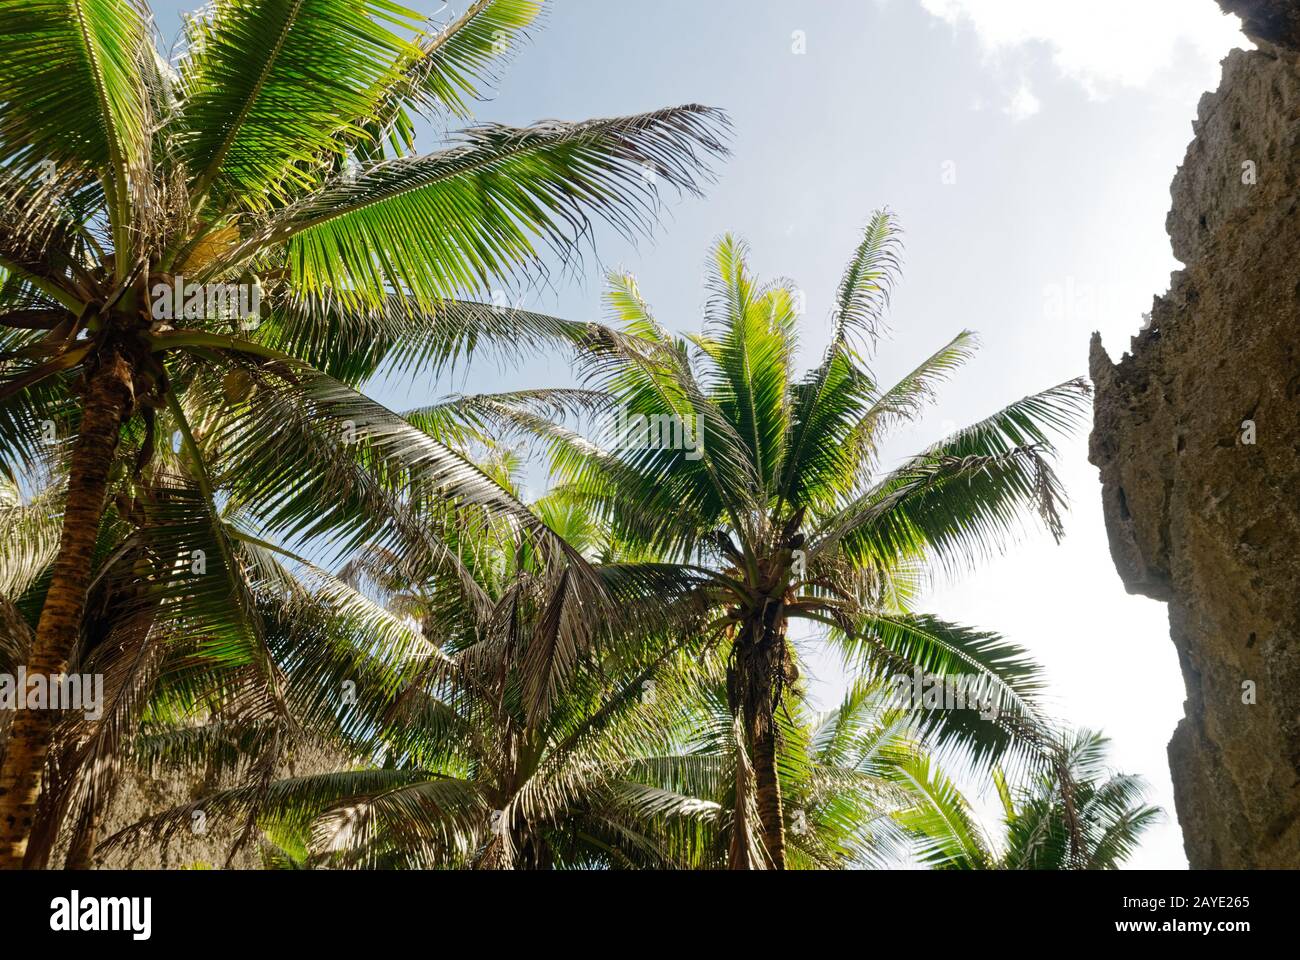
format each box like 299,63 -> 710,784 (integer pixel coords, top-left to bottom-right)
150,0 -> 1252,868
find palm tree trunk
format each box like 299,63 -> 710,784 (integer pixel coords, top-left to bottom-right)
751,705 -> 785,869
0,597 -> 34,755
0,351 -> 133,869
727,613 -> 788,870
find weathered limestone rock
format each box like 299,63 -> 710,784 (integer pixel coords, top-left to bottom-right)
1221,0 -> 1300,49
1089,1 -> 1300,867
80,742 -> 347,870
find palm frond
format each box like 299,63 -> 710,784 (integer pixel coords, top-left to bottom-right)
0,0 -> 152,260
178,0 -> 422,208
212,107 -> 730,310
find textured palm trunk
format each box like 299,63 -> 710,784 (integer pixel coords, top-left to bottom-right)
750,703 -> 784,869
0,351 -> 133,869
476,825 -> 552,870
0,597 -> 34,758
19,747 -> 78,870
727,611 -> 787,870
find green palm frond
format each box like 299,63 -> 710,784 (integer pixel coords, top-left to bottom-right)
826,612 -> 1047,772
373,0 -> 546,128
213,107 -> 730,309
256,295 -> 591,387
0,0 -> 152,259
817,379 -> 1091,577
830,209 -> 904,354
889,752 -> 994,869
845,330 -> 977,477
0,482 -> 64,601
177,0 -> 422,208
902,728 -> 1163,871
403,387 -> 610,451
697,235 -> 796,493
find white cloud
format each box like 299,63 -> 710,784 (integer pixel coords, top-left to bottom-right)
919,0 -> 1248,98
1003,81 -> 1040,120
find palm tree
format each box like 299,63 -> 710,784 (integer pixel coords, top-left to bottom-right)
117,650 -> 717,869
100,470 -> 972,871
647,673 -> 953,869
493,212 -> 1091,867
894,729 -> 1162,869
86,415 -> 1082,871
0,433 -> 464,867
0,0 -> 727,866
103,459 -> 722,869
1,382 -> 694,869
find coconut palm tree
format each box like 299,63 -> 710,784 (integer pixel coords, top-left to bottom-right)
86,423 -> 1076,871
100,458 -> 971,870
894,729 -> 1162,869
490,212 -> 1091,868
1,384 -> 691,869
102,457 -> 723,869
0,0 -> 727,866
0,432 -> 467,868
651,672 -> 954,869
112,647 -> 719,869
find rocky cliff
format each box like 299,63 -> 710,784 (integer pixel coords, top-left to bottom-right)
1089,0 -> 1300,868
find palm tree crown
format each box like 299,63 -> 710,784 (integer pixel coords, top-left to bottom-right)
494,212 -> 1090,867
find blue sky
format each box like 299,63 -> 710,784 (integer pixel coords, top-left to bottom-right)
149,0 -> 1250,867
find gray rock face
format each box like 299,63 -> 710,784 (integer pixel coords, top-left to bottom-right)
1089,1 -> 1300,868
